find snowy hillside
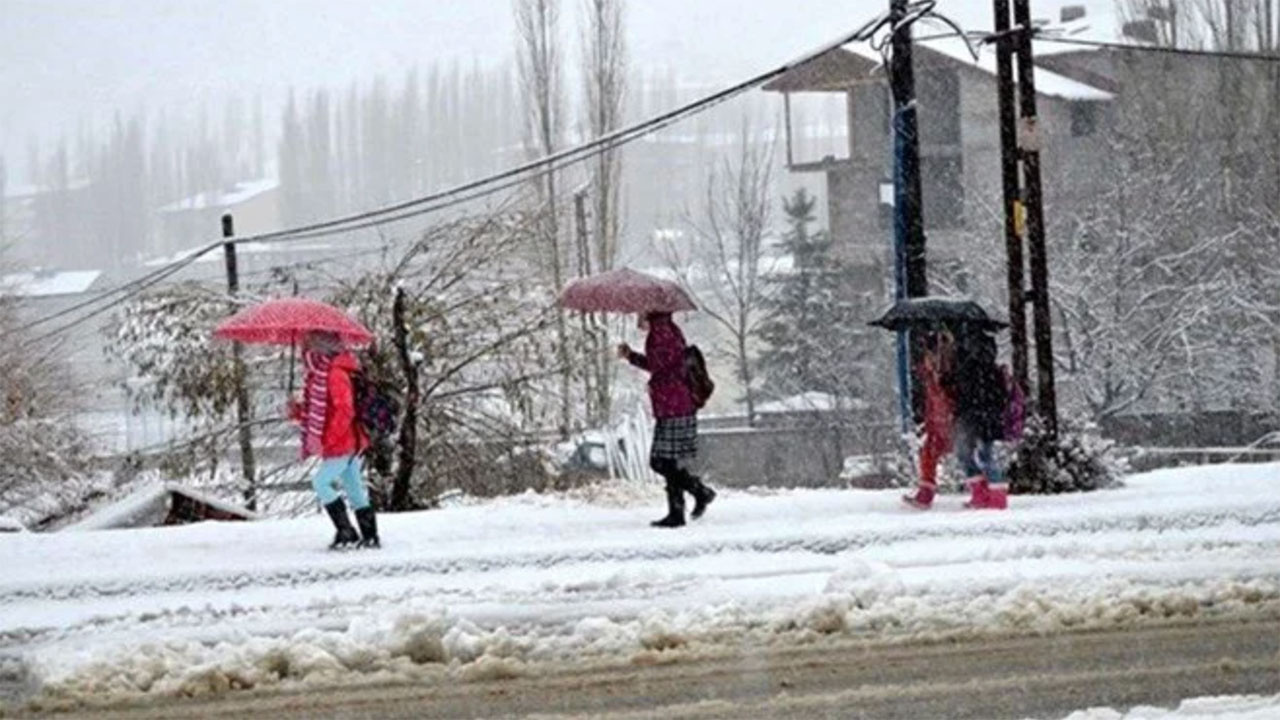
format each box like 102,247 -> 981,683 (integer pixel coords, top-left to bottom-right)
2,463 -> 1279,708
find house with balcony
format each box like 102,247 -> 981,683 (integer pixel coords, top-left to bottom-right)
762,31 -> 1114,299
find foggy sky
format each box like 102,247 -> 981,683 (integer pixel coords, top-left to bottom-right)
1,0 -> 1114,185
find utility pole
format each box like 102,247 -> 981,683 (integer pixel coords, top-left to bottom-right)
993,0 -> 1029,397
889,0 -> 929,429
223,213 -> 258,510
1010,0 -> 1059,435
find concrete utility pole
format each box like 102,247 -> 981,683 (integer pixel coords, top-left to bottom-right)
888,0 -> 929,429
222,213 -> 258,509
994,0 -> 1059,436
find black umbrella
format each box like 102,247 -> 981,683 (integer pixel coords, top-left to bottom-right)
869,296 -> 1007,332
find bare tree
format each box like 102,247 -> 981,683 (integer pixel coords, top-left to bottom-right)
332,211 -> 564,508
578,0 -> 627,426
514,0 -> 573,439
663,129 -> 776,424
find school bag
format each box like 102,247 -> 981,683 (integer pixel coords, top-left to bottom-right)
351,371 -> 400,446
684,345 -> 715,410
1001,365 -> 1025,441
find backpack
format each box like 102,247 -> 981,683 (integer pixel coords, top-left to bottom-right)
351,371 -> 400,445
1001,365 -> 1025,441
684,345 -> 715,410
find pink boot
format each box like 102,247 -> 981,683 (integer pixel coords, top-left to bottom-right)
903,483 -> 936,510
965,477 -> 1008,510
963,476 -> 989,509
984,483 -> 1008,510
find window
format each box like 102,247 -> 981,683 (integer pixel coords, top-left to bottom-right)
1070,102 -> 1099,137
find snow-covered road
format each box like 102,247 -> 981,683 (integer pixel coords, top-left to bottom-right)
2,463 -> 1279,708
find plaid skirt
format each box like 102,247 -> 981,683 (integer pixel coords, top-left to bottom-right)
651,416 -> 698,462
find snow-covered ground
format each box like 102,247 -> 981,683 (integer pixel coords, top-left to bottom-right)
2,463 -> 1279,707
1041,694 -> 1280,720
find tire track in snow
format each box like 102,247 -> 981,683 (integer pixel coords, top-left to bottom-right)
3,504 -> 1278,606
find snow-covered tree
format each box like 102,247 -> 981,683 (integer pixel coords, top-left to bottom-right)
0,290 -> 94,526
756,188 -> 872,401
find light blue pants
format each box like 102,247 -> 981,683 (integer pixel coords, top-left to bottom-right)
955,424 -> 1004,484
312,455 -> 370,510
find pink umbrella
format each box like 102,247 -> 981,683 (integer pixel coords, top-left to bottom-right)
214,297 -> 375,347
559,268 -> 696,314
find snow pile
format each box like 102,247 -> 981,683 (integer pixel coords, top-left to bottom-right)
4,463 -> 1280,709
1040,694 -> 1280,719
20,574 -> 1280,707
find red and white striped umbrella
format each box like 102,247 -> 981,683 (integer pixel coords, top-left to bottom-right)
558,268 -> 696,314
213,297 -> 374,347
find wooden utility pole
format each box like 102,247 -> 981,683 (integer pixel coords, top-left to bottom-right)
1010,0 -> 1058,435
222,213 -> 258,509
993,0 -> 1029,397
889,0 -> 929,428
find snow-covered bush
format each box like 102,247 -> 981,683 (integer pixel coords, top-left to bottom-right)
328,212 -> 566,509
0,298 -> 95,526
1006,415 -> 1128,494
882,430 -> 966,491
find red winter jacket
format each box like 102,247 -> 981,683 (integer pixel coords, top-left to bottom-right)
294,351 -> 369,459
627,316 -> 697,419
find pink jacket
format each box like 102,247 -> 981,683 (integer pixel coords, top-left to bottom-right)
627,316 -> 697,419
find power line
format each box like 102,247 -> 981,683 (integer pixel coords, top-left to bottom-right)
1,241 -> 222,339
912,27 -> 1280,64
229,11 -> 896,246
6,13 -> 900,345
1036,35 -> 1280,63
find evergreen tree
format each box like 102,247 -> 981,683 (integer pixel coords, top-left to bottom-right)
756,187 -> 866,400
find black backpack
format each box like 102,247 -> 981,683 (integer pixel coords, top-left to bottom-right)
684,345 -> 715,410
351,371 -> 400,444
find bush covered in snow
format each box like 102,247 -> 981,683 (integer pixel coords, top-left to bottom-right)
1006,415 -> 1128,494
0,297 -> 95,527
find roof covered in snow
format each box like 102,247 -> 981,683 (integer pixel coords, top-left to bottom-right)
157,178 -> 279,214
765,2 -> 1130,100
0,269 -> 102,298
64,483 -> 259,532
0,516 -> 26,532
757,392 -> 869,414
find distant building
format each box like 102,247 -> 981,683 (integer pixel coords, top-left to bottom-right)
1,180 -> 96,268
156,178 -> 280,254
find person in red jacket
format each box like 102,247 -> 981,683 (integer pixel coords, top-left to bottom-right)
903,330 -> 955,510
618,312 -> 715,528
290,331 -> 378,549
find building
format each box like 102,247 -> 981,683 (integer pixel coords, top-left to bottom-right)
763,26 -> 1114,295
156,178 -> 281,255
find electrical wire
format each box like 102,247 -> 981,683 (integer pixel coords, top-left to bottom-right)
227,11 -> 896,247
1035,35 -> 1280,63
6,13 -> 899,344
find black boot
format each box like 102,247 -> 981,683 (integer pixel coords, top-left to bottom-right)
324,499 -> 360,549
651,483 -> 686,528
354,507 -> 380,549
690,478 -> 717,520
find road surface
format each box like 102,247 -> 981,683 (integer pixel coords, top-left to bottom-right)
19,616 -> 1280,719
